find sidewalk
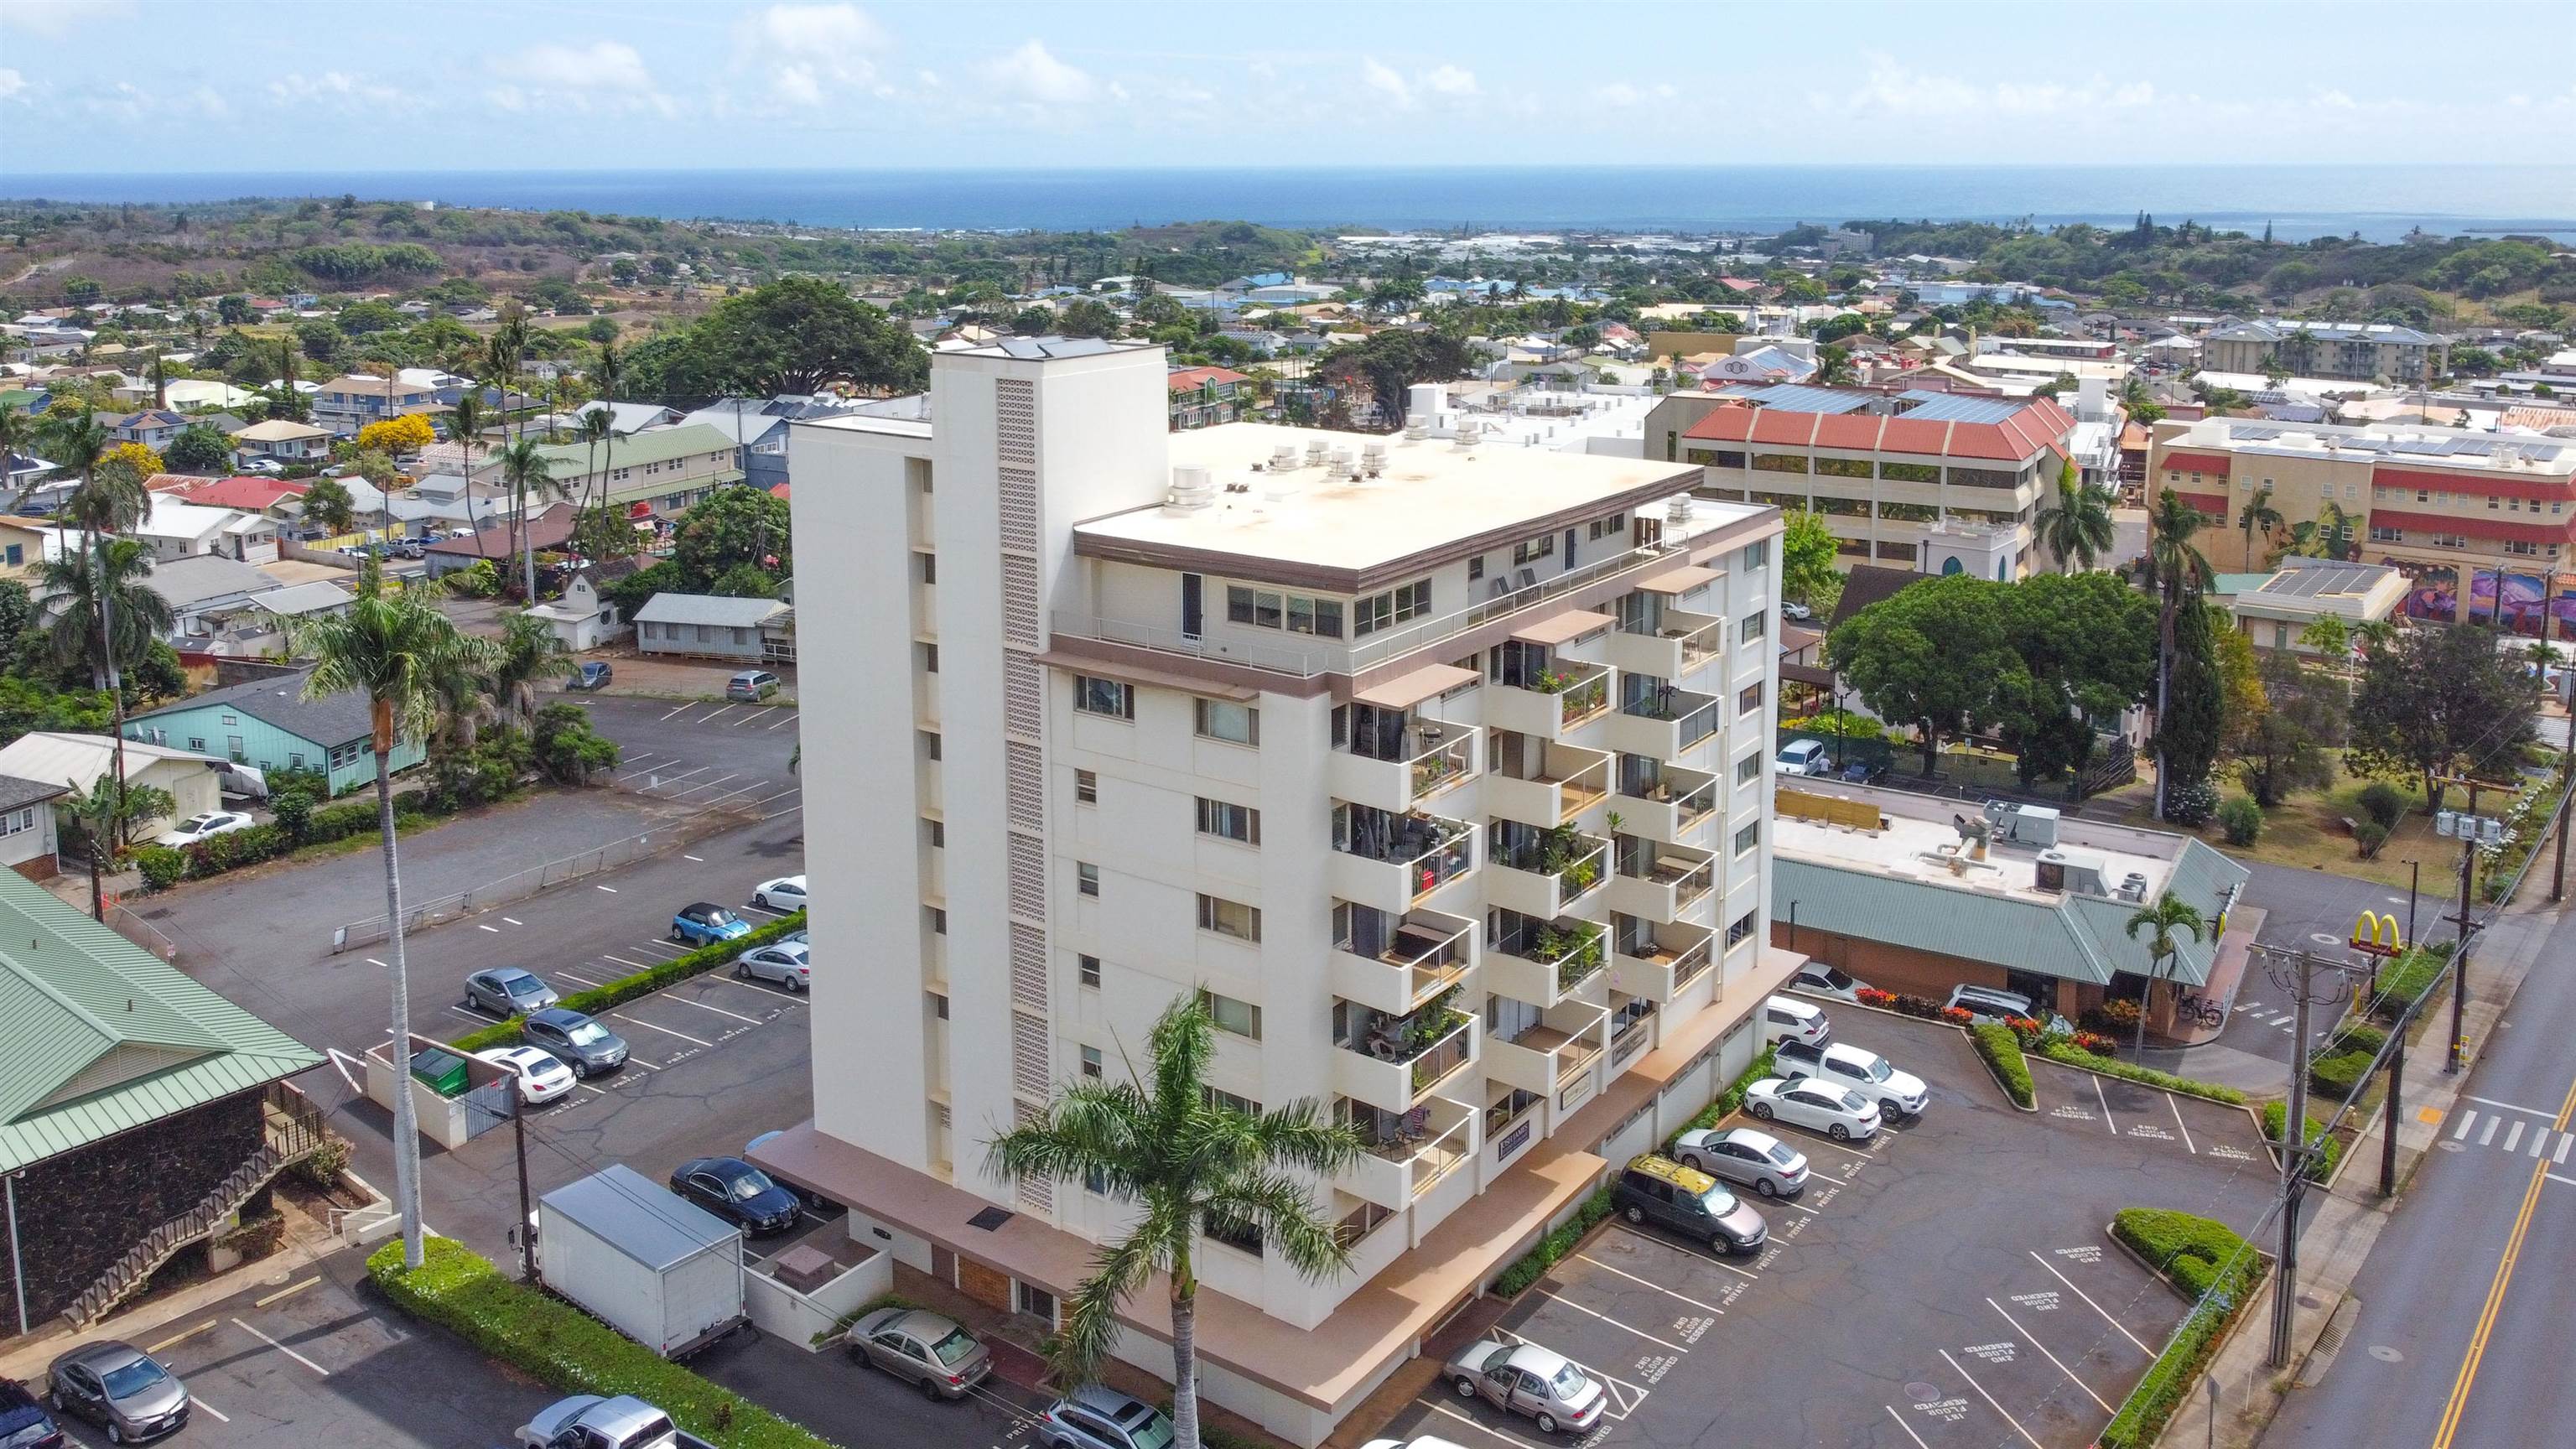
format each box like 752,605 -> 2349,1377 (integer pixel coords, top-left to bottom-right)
2167,870 -> 2569,1448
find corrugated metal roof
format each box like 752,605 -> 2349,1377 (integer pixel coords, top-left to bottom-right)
1712,383 -> 1877,415
533,423 -> 737,474
632,593 -> 791,628
0,870 -> 320,1172
1894,392 -> 2026,424
132,666 -> 376,750
540,1164 -> 740,1272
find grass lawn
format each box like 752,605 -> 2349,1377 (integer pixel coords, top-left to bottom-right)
2120,756 -> 2447,891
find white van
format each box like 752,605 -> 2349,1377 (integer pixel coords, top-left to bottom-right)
1761,995 -> 1831,1047
1776,738 -> 1830,776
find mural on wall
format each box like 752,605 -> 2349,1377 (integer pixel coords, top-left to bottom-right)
2386,558 -> 2576,638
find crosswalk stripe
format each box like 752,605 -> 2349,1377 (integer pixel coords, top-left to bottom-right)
2505,1121 -> 2526,1154
2480,1116 -> 2501,1146
2532,1128 -> 2549,1158
2454,1109 -> 2479,1140
2557,1134 -> 2572,1165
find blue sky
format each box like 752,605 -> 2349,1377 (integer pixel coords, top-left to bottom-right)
5,0 -> 2574,173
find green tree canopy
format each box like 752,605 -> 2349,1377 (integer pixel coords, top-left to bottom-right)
671,486 -> 792,584
1779,508 -> 1841,614
2347,622 -> 2542,809
687,276 -> 927,396
1826,573 -> 2017,776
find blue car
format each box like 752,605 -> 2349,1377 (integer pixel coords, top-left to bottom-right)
672,901 -> 751,945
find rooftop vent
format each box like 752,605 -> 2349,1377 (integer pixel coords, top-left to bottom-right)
1362,441 -> 1388,475
1304,439 -> 1329,468
1328,445 -> 1356,479
1163,465 -> 1215,515
1270,444 -> 1299,471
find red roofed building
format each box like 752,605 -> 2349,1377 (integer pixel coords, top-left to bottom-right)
1167,366 -> 1253,431
172,475 -> 313,517
1674,384 -> 2077,576
768,482 -> 792,502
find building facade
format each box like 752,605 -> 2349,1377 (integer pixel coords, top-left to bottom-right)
2200,321 -> 2449,383
311,374 -> 444,435
758,339 -> 1798,1446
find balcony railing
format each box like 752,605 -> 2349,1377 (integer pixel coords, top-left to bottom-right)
1364,1113 -> 1472,1199
1332,1199 -> 1395,1249
1334,911 -> 1472,1010
1493,917 -> 1607,995
1336,808 -> 1476,904
1611,1010 -> 1656,1068
1492,830 -> 1610,906
1407,1013 -> 1476,1093
1532,665 -> 1612,725
1408,735 -> 1476,798
1620,844 -> 1716,910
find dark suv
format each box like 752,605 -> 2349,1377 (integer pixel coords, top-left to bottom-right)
0,1378 -> 64,1449
1613,1153 -> 1768,1255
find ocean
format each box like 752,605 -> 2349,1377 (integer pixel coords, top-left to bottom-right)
7,165 -> 2573,245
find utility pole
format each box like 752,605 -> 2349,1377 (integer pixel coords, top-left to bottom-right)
2257,943 -> 2371,1369
512,1082 -> 538,1285
2554,665 -> 2575,905
2435,802 -> 2501,1075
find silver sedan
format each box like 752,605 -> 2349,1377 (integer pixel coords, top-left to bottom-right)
734,940 -> 810,991
1671,1125 -> 1811,1197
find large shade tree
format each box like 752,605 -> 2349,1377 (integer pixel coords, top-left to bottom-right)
1826,573 -> 2017,776
2346,621 -> 2542,810
986,996 -> 1361,1449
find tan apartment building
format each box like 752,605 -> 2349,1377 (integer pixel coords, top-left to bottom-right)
2200,321 -> 2449,383
2148,417 -> 2576,630
521,422 -> 744,517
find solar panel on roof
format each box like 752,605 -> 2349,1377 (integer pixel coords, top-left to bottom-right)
1896,394 -> 2027,424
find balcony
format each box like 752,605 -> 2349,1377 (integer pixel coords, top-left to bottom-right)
1330,804 -> 1476,916
1607,839 -> 1717,923
1484,826 -> 1611,920
1334,1098 -> 1477,1209
1604,682 -> 1722,761
1332,1003 -> 1478,1114
1483,739 -> 1612,828
1330,906 -> 1476,1016
1485,1000 -> 1611,1101
1610,1003 -> 1659,1072
1332,704 -> 1478,815
1606,606 -> 1724,682
1611,918 -> 1716,1003
1484,915 -> 1607,1007
1485,654 -> 1613,740
1613,760 -> 1720,842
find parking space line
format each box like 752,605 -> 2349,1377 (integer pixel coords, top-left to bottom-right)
765,711 -> 800,730
610,1012 -> 714,1047
1607,1224 -> 1760,1279
445,1006 -> 485,1023
1768,1195 -> 1821,1215
255,1276 -> 320,1308
2028,1251 -> 2153,1353
704,974 -> 796,999
1532,1287 -> 1691,1352
595,884 -> 618,893
1938,1348 -> 2044,1449
2091,1074 -> 2116,1133
1778,1128 -> 1874,1161
1883,1404 -> 1934,1449
2168,1094 -> 2197,1154
145,1319 -> 217,1354
670,772 -> 741,797
553,969 -> 606,987
191,1398 -> 230,1423
636,939 -> 687,954
657,703 -> 693,720
600,956 -> 655,972
233,1316 -> 331,1376
764,803 -> 803,821
1987,1298 -> 2111,1412
2549,1172 -> 2576,1188
1569,1253 -> 1727,1316
728,710 -> 770,728
665,994 -> 764,1026
650,764 -> 716,785
1423,1400 -> 1554,1449
502,917 -> 525,927
700,704 -> 740,724
478,923 -> 501,932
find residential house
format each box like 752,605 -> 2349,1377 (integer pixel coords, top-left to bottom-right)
673,402 -> 806,491
106,409 -> 187,451
1166,366 -> 1252,429
132,496 -> 280,564
0,732 -> 225,840
0,866 -> 324,1331
632,592 -> 792,664
421,501 -> 577,579
574,399 -> 684,434
127,665 -> 428,797
197,579 -> 356,659
0,515 -> 49,580
523,573 -> 626,652
109,378 -> 257,413
2207,557 -> 2406,654
522,422 -> 742,518
0,775 -> 67,880
1692,345 -> 1816,387
310,373 -> 444,436
138,553 -> 278,643
228,419 -> 332,466
164,475 -> 312,523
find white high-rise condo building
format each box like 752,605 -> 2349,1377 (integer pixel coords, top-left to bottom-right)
757,339 -> 1800,1446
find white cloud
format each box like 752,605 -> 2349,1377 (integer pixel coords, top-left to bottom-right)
980,40 -> 1097,106
491,40 -> 671,114
8,0 -> 133,39
732,5 -> 889,109
265,70 -> 409,110
1360,58 -> 1480,110
1594,80 -> 1676,108
0,69 -> 28,103
1831,54 -> 2158,120
1362,58 -> 1410,107
1422,64 -> 1478,97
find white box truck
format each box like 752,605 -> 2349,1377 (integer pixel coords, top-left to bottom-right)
536,1165 -> 748,1358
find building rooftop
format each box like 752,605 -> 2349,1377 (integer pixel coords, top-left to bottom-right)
2167,417 -> 2576,472
1072,422 -> 1717,587
132,666 -> 376,747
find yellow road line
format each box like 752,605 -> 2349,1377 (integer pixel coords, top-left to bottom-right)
2432,1075 -> 2576,1447
254,1275 -> 320,1308
143,1319 -> 216,1354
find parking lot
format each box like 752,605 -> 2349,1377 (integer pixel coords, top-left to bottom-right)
1371,1009 -> 2275,1449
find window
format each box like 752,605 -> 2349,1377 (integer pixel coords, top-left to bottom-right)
1074,676 -> 1134,719
920,730 -> 942,761
1736,752 -> 1762,785
923,818 -> 945,848
1017,1283 -> 1055,1322
1081,1046 -> 1103,1079
1195,699 -> 1259,745
1076,862 -> 1100,897
1752,452 -> 1810,474
1353,579 -> 1433,636
919,642 -> 939,673
1737,681 -> 1764,715
1741,539 -> 1769,570
1197,894 -> 1261,943
1815,456 -> 1873,479
1726,909 -> 1758,948
1734,820 -> 1760,856
1228,585 -> 1343,637
1739,611 -> 1766,643
1196,797 -> 1261,844
1074,768 -> 1098,804
1078,954 -> 1101,989
1200,991 -> 1262,1040
1467,556 -> 1485,581
926,906 -> 948,935
1512,534 -> 1555,565
1204,1087 -> 1263,1119
931,991 -> 949,1019
187,736 -> 205,753
0,808 -> 31,837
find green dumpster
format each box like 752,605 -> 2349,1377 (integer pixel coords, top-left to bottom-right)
409,1046 -> 470,1098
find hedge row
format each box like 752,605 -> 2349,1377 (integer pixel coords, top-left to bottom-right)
2030,1041 -> 2249,1105
2369,944 -> 2451,1023
2100,1210 -> 2264,1449
366,1238 -> 834,1449
2309,1021 -> 2388,1096
450,911 -> 808,1054
135,793 -> 453,890
1969,1023 -> 2033,1108
1663,1045 -> 1778,1153
1492,1187 -> 1617,1297
2263,1101 -> 2342,1182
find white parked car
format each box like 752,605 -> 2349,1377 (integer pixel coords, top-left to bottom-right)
1780,600 -> 1813,621
750,875 -> 807,911
1791,962 -> 1872,1003
475,1045 -> 577,1105
1760,995 -> 1831,1047
156,811 -> 257,848
1671,1125 -> 1811,1198
1774,1039 -> 1929,1119
1775,738 -> 1830,776
1743,1077 -> 1881,1141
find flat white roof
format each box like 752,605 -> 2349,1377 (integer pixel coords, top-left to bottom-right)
1078,422 -> 1720,575
1774,797 -> 2172,906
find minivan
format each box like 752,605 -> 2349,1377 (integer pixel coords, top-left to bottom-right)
1614,1154 -> 1768,1254
727,669 -> 782,702
1775,738 -> 1829,776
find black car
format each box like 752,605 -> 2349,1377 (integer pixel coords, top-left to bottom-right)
522,1007 -> 629,1078
0,1378 -> 65,1449
669,1156 -> 799,1233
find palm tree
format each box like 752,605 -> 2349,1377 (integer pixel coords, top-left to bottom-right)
490,612 -> 574,728
496,437 -> 564,603
575,408 -> 612,527
1814,344 -> 1854,386
589,342 -> 623,522
0,402 -> 33,504
2033,460 -> 2116,571
292,563 -> 497,1270
39,411 -> 153,811
449,391 -> 489,563
2145,489 -> 2215,819
2236,486 -> 2283,569
61,775 -> 174,922
2122,891 -> 2206,1057
987,996 -> 1361,1449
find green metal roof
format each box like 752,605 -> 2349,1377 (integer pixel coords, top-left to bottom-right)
1774,837 -> 2247,989
2209,573 -> 2271,597
0,870 -> 321,1172
533,422 -> 737,475
605,467 -> 745,507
